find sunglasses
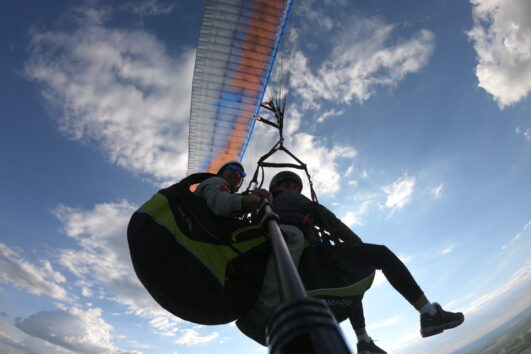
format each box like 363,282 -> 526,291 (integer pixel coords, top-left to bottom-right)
227,164 -> 246,177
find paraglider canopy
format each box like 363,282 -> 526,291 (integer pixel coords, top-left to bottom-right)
187,0 -> 295,175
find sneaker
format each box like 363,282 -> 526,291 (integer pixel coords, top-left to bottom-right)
357,339 -> 387,354
420,302 -> 464,338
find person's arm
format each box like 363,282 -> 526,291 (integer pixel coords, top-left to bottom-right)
196,177 -> 271,216
195,177 -> 244,216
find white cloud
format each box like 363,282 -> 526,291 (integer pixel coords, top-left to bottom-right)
430,183 -> 444,199
344,165 -> 354,177
53,201 -> 182,335
316,109 -> 344,123
174,329 -> 219,346
242,120 -> 358,196
372,270 -> 386,287
347,180 -> 358,187
341,196 -> 373,227
342,211 -> 361,227
516,126 -> 531,141
467,0 -> 531,108
464,260 -> 531,315
25,7 -> 193,185
382,174 -> 416,212
366,316 -> 400,330
120,0 -> 175,16
502,219 -> 530,250
291,17 -> 434,108
14,306 -> 131,354
441,245 -> 455,255
0,243 -> 69,302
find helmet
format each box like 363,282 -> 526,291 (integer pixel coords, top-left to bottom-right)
269,171 -> 303,191
217,161 -> 245,176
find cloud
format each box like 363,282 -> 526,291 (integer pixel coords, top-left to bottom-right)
0,243 -> 69,301
463,260 -> 531,315
242,119 -> 358,196
441,245 -> 455,255
501,219 -> 530,250
516,126 -> 531,141
382,174 -> 416,212
14,306 -> 134,354
53,201 -> 182,335
174,329 -> 219,346
467,0 -> 531,108
430,183 -> 444,199
291,16 -> 434,108
372,270 -> 386,287
366,316 -> 400,330
120,0 -> 175,16
341,196 -> 374,227
316,109 -> 344,123
342,211 -> 362,227
25,6 -> 194,184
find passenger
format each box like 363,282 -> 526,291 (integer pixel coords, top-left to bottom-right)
269,171 -> 465,354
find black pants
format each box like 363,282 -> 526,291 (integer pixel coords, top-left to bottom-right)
348,243 -> 424,329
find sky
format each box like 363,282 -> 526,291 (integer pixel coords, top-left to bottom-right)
1,0 -> 530,353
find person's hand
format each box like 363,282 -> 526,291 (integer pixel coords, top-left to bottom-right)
250,188 -> 272,201
242,189 -> 272,211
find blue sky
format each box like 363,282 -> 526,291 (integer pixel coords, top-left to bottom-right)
1,0 -> 530,353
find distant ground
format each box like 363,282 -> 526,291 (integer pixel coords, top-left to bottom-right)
454,309 -> 531,354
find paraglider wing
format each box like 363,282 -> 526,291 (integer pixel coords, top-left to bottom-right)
188,0 -> 294,174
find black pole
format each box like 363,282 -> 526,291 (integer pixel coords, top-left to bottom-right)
259,200 -> 352,354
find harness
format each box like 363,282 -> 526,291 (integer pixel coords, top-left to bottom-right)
127,173 -> 270,325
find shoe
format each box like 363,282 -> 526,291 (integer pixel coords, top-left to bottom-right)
357,339 -> 387,354
420,302 -> 464,338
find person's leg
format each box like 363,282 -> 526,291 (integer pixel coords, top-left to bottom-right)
350,243 -> 464,337
350,243 -> 424,305
236,224 -> 305,345
253,224 -> 304,312
349,300 -> 387,353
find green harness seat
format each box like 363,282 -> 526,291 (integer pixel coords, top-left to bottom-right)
127,173 -> 270,325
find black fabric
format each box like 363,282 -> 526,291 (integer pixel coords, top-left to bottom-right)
297,244 -> 374,323
272,190 -> 341,230
347,243 -> 424,305
127,173 -> 270,325
159,173 -> 249,244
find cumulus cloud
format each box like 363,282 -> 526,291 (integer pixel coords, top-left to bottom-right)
174,329 -> 219,346
0,243 -> 69,301
382,174 -> 416,212
291,16 -> 434,108
25,6 -> 193,184
53,201 -> 181,335
14,307 -> 134,354
467,0 -> 531,108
